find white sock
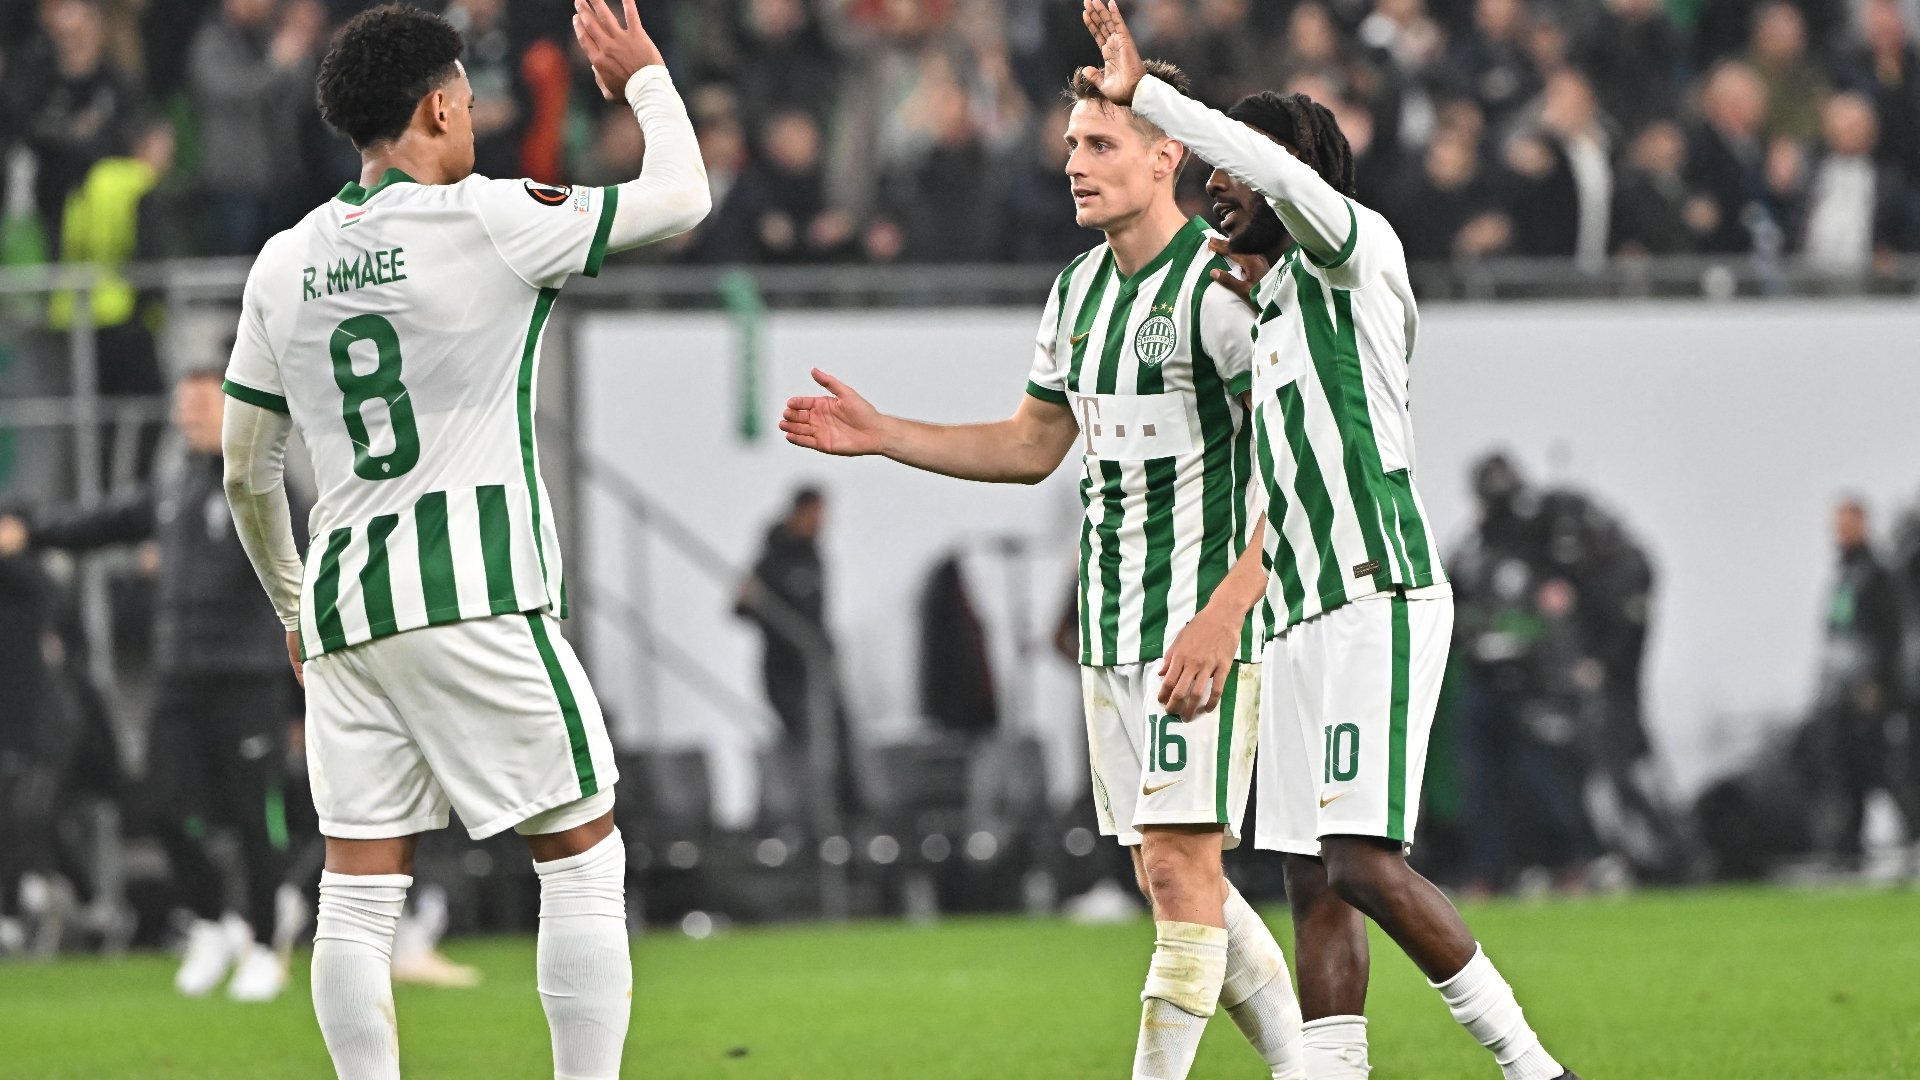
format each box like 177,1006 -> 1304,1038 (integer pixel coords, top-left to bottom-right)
535,830 -> 632,1080
1134,920 -> 1229,1080
1431,946 -> 1563,1080
1220,884 -> 1305,1080
311,872 -> 409,1080
1302,1015 -> 1371,1078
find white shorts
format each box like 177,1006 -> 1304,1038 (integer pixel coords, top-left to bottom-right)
1084,660 -> 1259,849
304,612 -> 619,840
1256,591 -> 1451,855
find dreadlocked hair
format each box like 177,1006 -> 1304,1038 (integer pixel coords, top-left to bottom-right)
1226,91 -> 1358,199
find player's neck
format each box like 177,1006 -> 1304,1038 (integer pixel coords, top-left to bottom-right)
358,136 -> 460,188
1103,199 -> 1190,278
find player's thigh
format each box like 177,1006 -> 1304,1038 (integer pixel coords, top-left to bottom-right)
304,646 -> 446,840
375,613 -> 619,841
1313,593 -> 1448,847
1255,632 -> 1323,856
1134,661 -> 1257,847
1083,664 -> 1145,846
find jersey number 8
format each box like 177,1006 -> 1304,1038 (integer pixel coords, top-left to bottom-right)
330,314 -> 421,481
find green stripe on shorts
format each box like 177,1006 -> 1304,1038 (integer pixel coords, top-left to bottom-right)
1215,663 -> 1238,824
527,613 -> 597,797
1387,594 -> 1411,841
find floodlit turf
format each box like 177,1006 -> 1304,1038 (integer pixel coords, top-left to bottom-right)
1,886 -> 1916,1078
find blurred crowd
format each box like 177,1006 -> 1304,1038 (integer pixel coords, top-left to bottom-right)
6,0 -> 1920,274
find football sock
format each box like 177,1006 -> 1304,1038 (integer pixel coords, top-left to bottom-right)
311,872 -> 409,1080
1302,1015 -> 1371,1078
1220,883 -> 1306,1080
1134,920 -> 1229,1080
535,830 -> 632,1080
1431,946 -> 1563,1080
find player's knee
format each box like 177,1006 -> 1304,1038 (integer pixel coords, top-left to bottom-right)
1139,846 -> 1213,908
1321,844 -> 1400,913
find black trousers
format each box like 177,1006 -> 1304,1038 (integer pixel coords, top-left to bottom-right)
146,674 -> 295,945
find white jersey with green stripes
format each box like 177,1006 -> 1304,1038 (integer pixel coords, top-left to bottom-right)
222,168 -> 621,658
1026,216 -> 1263,667
1248,201 -> 1447,636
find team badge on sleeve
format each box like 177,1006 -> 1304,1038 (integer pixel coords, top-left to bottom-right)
522,180 -> 574,206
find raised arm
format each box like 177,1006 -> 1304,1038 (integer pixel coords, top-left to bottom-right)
1080,0 -> 1353,265
574,0 -> 711,249
780,370 -> 1081,486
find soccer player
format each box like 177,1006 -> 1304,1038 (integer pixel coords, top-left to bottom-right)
218,3 -> 709,1077
781,64 -> 1305,1080
1079,4 -> 1580,1079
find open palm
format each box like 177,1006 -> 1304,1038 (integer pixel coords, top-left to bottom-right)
781,369 -> 885,456
1080,0 -> 1147,106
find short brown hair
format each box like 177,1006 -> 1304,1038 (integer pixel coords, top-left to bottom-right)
1064,61 -> 1194,178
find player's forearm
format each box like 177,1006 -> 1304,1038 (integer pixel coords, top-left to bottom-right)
1199,518 -> 1269,624
220,401 -> 305,630
1131,75 -> 1352,264
605,68 -> 711,250
877,415 -> 1064,485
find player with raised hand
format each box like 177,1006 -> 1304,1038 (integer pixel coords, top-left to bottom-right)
218,2 -> 708,1077
1079,3 -> 1580,1079
784,62 -> 1309,1080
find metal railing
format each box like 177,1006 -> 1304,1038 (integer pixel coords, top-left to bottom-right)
574,453 -> 853,919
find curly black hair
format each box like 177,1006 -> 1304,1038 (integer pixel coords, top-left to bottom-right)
316,5 -> 465,150
1226,92 -> 1358,199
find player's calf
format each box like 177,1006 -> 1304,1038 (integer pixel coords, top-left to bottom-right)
525,803 -> 630,1080
312,871 -> 410,1080
1320,837 -> 1571,1080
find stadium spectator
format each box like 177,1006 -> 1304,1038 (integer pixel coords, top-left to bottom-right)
732,0 -> 841,126
734,488 -> 859,817
189,0 -> 326,256
1581,0 -> 1684,140
1686,60 -> 1775,253
1526,68 -> 1614,267
0,511 -> 57,954
1389,126 -> 1510,261
683,113 -> 771,264
1747,1 -> 1828,143
755,109 -> 858,263
1450,0 -> 1541,128
47,114 -> 179,482
1838,0 -> 1920,192
1002,105 -> 1091,264
1816,497 -> 1907,865
1611,120 -> 1715,256
4,368 -> 305,999
445,0 -> 523,181
1799,93 -> 1920,277
11,0 -> 143,254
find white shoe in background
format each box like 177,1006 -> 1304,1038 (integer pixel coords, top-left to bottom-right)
227,943 -> 288,1002
272,883 -> 311,963
391,948 -> 483,989
174,919 -> 240,997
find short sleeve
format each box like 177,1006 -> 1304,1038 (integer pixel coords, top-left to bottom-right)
222,258 -> 287,414
470,177 -> 621,290
1025,273 -> 1070,405
1196,264 -> 1257,398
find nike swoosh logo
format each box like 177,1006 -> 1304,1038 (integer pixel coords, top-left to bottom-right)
1070,331 -> 1091,345
1142,777 -> 1184,796
1319,791 -> 1350,809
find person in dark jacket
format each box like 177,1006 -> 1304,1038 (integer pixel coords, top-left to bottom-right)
1,368 -> 304,998
734,487 -> 858,817
1818,497 -> 1907,864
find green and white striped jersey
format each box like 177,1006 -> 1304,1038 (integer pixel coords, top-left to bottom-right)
1026,217 -> 1263,667
222,169 -> 619,658
1248,203 -> 1447,636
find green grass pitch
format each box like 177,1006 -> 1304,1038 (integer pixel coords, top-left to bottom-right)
2,886 -> 1916,1078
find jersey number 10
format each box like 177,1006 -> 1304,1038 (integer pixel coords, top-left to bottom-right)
331,314 -> 421,482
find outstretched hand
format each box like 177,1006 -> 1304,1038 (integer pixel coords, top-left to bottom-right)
1080,0 -> 1148,107
781,369 -> 888,457
573,0 -> 664,101
1206,237 -> 1270,312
